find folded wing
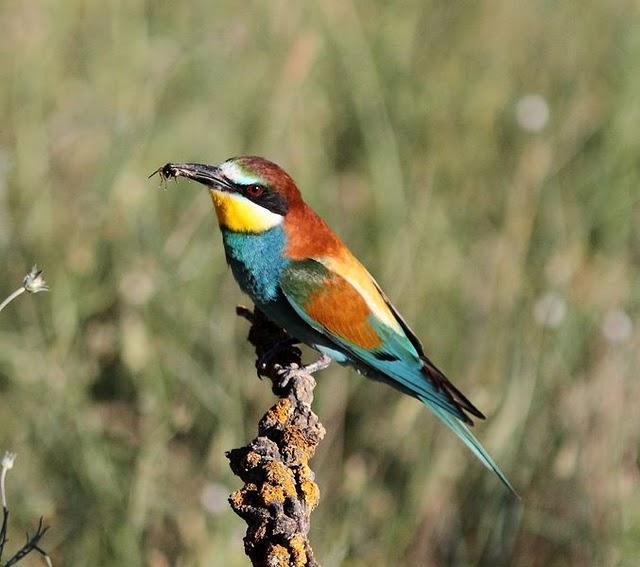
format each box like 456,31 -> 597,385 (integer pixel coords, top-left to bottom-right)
279,257 -> 479,424
278,256 -> 516,494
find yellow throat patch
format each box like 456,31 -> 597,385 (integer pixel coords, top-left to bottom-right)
209,189 -> 283,233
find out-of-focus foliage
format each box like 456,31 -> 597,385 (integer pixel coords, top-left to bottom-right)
1,1 -> 639,565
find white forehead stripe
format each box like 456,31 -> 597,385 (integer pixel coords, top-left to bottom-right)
219,161 -> 261,185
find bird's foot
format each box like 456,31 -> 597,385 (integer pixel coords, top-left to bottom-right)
256,337 -> 300,376
302,353 -> 332,375
273,353 -> 332,391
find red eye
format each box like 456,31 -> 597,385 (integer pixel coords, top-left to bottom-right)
246,184 -> 264,198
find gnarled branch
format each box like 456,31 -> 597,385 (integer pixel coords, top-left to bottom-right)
227,307 -> 325,567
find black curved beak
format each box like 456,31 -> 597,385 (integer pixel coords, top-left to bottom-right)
149,162 -> 234,191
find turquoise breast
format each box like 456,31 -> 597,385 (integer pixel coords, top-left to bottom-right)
221,226 -> 290,305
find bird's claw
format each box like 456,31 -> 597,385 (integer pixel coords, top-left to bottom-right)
255,338 -> 299,377
301,353 -> 332,375
273,367 -> 293,390
271,354 -> 331,392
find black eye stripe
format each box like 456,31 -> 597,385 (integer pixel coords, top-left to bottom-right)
236,183 -> 288,215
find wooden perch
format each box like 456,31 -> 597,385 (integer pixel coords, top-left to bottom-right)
228,307 -> 325,567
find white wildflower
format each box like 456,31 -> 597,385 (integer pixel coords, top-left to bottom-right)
1,451 -> 16,471
200,482 -> 229,515
516,94 -> 550,132
23,265 -> 49,294
533,292 -> 567,328
602,309 -> 633,343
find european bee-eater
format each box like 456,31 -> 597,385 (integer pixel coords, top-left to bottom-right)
153,156 -> 515,494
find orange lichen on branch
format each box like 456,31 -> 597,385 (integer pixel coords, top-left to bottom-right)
268,544 -> 291,567
264,398 -> 293,427
263,461 -> 297,498
228,307 -> 325,566
246,451 -> 262,468
289,534 -> 309,566
282,426 -> 315,464
297,464 -> 320,510
260,483 -> 286,505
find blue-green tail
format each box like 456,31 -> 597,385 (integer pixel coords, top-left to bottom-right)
422,397 -> 518,496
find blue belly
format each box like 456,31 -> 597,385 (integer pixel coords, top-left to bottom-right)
221,227 -> 290,305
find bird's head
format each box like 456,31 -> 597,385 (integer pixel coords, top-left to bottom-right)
153,156 -> 302,233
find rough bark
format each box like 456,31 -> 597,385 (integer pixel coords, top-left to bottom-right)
228,307 -> 325,567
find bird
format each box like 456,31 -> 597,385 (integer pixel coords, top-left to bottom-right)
151,156 -> 515,494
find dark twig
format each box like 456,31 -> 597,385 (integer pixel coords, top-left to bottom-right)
228,307 -> 326,566
4,518 -> 50,567
0,454 -> 51,566
0,507 -> 8,561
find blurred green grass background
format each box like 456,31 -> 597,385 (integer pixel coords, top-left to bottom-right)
1,1 -> 639,565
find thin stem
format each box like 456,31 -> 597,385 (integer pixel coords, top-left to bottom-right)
0,288 -> 26,314
0,466 -> 7,509
0,452 -> 16,563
